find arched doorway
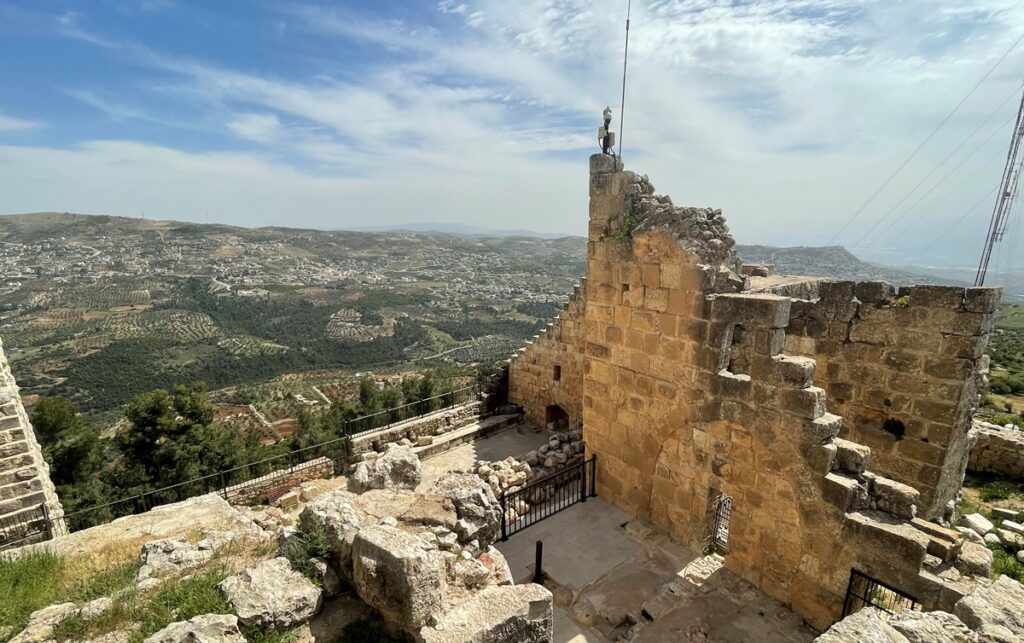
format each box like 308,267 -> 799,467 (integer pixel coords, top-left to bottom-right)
545,404 -> 569,430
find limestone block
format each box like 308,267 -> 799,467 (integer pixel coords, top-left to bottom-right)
887,609 -> 977,643
352,524 -> 446,632
431,472 -> 501,551
854,281 -> 896,304
9,602 -> 77,643
954,574 -> 1024,641
997,528 -> 1024,549
814,607 -> 906,642
218,557 -> 321,629
416,584 -> 553,643
870,476 -> 919,520
299,489 -> 362,577
143,614 -> 245,643
961,513 -> 994,537
955,541 -> 992,577
780,386 -> 827,420
350,443 -> 422,492
963,287 -> 1001,314
1002,520 -> 1024,535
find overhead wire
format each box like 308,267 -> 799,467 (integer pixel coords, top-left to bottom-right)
859,114 -> 1017,248
850,81 -> 1024,250
828,31 -> 1024,245
900,184 -> 1000,269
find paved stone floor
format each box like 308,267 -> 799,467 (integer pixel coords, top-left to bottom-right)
494,498 -> 816,643
419,421 -> 547,486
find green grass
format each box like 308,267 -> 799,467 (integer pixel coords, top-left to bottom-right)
979,481 -> 1021,502
284,512 -> 331,586
53,568 -> 232,642
988,544 -> 1024,584
0,551 -> 137,642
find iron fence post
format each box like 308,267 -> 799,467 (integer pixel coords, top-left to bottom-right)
220,470 -> 227,499
533,540 -> 544,584
500,494 -> 508,542
580,461 -> 588,503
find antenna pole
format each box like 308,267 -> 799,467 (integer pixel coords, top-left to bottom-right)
617,0 -> 632,159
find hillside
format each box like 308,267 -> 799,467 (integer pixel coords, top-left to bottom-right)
0,212 -> 587,420
735,244 -> 951,284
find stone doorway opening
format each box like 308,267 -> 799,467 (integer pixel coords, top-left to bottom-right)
709,493 -> 732,554
545,404 -> 569,430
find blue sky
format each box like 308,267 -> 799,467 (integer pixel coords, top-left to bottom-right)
1,1 -> 1024,268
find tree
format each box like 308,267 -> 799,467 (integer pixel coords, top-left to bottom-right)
358,377 -> 381,414
30,397 -> 82,445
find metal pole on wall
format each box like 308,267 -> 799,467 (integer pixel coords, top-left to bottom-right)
617,0 -> 632,159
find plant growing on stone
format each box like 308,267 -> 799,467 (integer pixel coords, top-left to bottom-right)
282,515 -> 330,586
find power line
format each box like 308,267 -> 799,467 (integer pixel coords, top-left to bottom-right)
850,82 -> 1024,250
901,184 -> 999,269
828,31 -> 1024,245
855,109 -> 1019,250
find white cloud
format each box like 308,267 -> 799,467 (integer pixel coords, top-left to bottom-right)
0,112 -> 43,132
12,0 -> 1024,261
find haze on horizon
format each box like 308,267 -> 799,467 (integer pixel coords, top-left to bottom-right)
1,1 -> 1024,270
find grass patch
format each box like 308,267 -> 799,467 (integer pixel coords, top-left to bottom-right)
53,568 -> 232,642
988,543 -> 1024,584
283,513 -> 330,586
0,549 -> 138,641
957,495 -> 982,517
979,481 -> 1020,502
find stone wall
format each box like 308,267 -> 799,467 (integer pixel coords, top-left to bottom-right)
0,338 -> 66,550
781,282 -> 997,520
968,421 -> 1024,479
510,153 -> 992,630
348,401 -> 484,461
222,457 -> 334,505
508,282 -> 587,429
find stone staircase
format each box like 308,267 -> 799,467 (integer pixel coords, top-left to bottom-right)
510,278 -> 587,365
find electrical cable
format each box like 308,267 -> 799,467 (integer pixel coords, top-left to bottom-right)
828,31 -> 1024,245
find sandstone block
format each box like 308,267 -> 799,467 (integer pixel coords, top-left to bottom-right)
833,438 -> 871,473
870,476 -> 919,520
854,281 -> 895,304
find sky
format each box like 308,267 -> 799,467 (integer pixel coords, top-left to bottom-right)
1,1 -> 1024,269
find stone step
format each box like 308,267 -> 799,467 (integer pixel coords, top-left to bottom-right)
832,438 -> 871,473
414,413 -> 522,461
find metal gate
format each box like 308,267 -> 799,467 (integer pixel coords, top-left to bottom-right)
710,494 -> 732,553
500,456 -> 596,540
842,569 -> 919,618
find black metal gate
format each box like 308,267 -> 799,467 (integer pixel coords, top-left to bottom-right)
500,456 -> 596,540
842,569 -> 919,618
710,494 -> 732,553
0,504 -> 51,551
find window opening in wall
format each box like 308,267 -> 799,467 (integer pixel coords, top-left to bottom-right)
553,365 -> 562,382
709,493 -> 732,554
725,325 -> 751,375
842,569 -> 919,619
545,404 -> 569,430
882,418 -> 906,440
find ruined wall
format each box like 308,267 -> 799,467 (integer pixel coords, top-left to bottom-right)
508,281 -> 587,429
783,283 -> 997,520
572,154 -> 984,630
968,421 -> 1024,479
222,456 -> 334,505
0,339 -> 66,549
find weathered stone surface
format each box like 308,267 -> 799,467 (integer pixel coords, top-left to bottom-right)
350,443 -> 422,492
953,574 -> 1024,642
9,603 -> 77,643
218,557 -> 321,628
956,541 -> 993,577
352,524 -> 445,632
961,513 -> 994,537
142,614 -> 245,643
136,537 -> 214,582
298,489 -> 362,577
431,472 -> 501,552
888,609 -> 977,643
417,584 -> 553,643
813,607 -> 907,642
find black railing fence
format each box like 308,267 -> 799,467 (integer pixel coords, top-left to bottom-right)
0,384 -> 482,551
500,456 -> 596,540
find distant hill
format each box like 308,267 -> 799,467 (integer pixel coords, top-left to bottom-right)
341,222 -> 572,239
736,244 -> 959,286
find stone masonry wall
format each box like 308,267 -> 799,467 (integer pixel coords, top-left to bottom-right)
0,338 -> 66,549
508,282 -> 587,429
511,153 -> 992,630
968,421 -> 1024,479
782,283 -> 997,520
222,456 -> 334,505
